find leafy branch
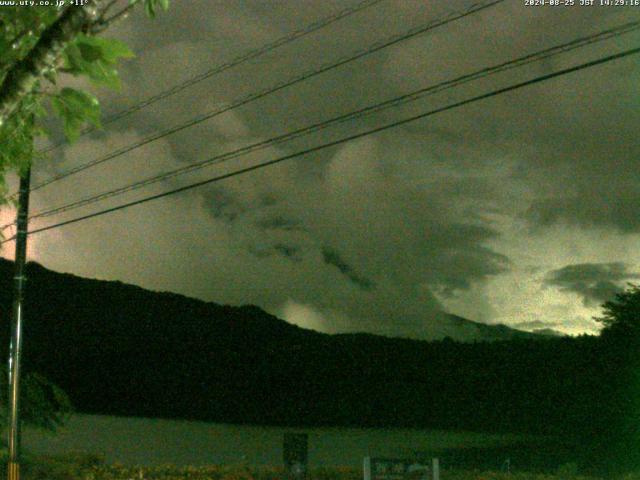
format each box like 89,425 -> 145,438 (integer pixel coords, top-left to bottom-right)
0,0 -> 169,149
0,3 -> 102,127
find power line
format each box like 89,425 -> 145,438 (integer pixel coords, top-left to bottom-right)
5,44 -> 637,243
22,19 -> 640,224
39,0 -> 386,153
27,0 -> 505,194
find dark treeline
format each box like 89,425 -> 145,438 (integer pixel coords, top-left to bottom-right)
0,259 -> 637,472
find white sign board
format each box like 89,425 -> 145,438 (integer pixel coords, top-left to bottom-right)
363,457 -> 439,480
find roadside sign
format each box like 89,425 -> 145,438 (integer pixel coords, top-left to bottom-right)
363,457 -> 439,480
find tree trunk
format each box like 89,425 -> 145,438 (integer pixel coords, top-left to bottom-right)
0,2 -> 105,127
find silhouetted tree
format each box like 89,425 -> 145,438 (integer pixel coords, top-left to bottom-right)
595,283 -> 640,339
583,284 -> 640,473
0,368 -> 71,436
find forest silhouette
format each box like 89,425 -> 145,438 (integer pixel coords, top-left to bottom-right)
0,259 -> 637,473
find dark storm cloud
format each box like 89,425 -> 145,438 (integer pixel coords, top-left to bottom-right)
321,246 -> 375,290
202,188 -> 245,222
255,215 -> 303,231
526,189 -> 640,233
512,49 -> 640,233
26,0 -> 640,338
421,222 -> 510,295
248,242 -> 302,262
273,244 -> 301,260
544,262 -> 640,307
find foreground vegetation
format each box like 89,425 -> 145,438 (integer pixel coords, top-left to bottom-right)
3,455 -> 640,480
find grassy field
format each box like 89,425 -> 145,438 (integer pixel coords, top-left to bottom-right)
6,454 -> 640,480
23,414 -> 530,468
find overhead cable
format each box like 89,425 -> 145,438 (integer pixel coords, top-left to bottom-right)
39,0 -> 387,153
21,19 -> 640,223
4,44 -> 636,243
27,0 -> 505,193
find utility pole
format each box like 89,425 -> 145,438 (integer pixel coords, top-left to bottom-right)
7,166 -> 31,480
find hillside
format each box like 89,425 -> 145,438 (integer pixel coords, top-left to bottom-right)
0,259 -> 591,434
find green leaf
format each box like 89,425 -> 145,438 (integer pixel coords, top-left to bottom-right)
144,0 -> 156,18
24,94 -> 47,119
76,34 -> 134,64
51,88 -> 101,143
77,42 -> 102,62
143,0 -> 169,18
61,36 -> 133,89
62,43 -> 85,74
84,60 -> 121,89
0,101 -> 37,172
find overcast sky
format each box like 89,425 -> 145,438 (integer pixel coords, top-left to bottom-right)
3,0 -> 639,339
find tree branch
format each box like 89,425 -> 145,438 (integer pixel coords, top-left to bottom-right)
7,27 -> 33,51
95,0 -> 123,24
0,1 -> 108,128
92,0 -> 140,33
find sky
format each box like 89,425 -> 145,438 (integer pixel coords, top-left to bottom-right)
3,0 -> 640,339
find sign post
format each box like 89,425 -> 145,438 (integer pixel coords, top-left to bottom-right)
284,432 -> 308,478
